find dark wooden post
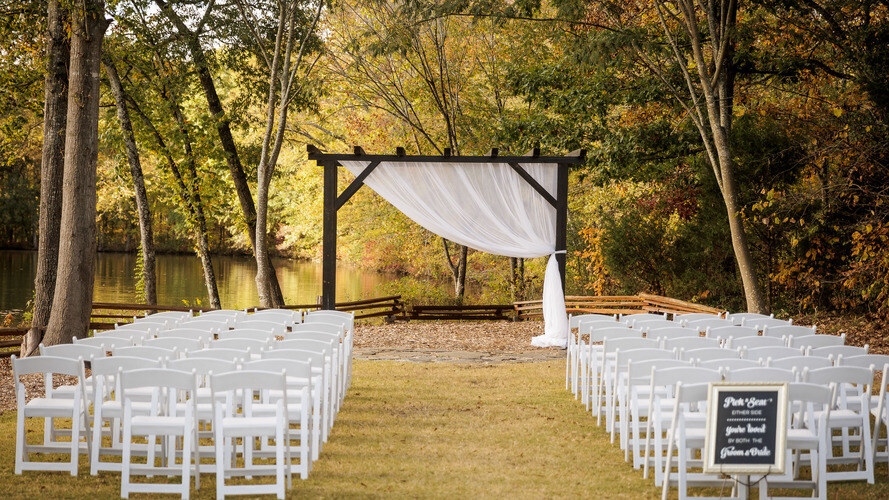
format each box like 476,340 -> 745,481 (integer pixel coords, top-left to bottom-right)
555,163 -> 569,292
321,159 -> 337,309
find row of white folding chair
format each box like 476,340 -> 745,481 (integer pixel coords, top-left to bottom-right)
303,310 -> 354,389
567,314 -> 618,394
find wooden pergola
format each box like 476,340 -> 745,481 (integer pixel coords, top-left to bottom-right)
307,145 -> 586,310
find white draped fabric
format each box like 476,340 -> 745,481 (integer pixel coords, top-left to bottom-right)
341,160 -> 568,347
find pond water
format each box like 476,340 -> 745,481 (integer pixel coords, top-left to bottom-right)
0,250 -> 403,315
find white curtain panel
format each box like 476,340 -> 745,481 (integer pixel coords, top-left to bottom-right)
340,160 -> 568,347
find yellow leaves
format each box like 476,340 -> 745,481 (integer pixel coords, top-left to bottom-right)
831,108 -> 843,117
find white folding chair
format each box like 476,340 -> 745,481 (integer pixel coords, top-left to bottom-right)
218,328 -> 277,342
868,361 -> 889,474
303,311 -> 354,385
112,345 -> 177,361
186,348 -> 249,363
660,382 -> 747,500
683,317 -> 734,332
38,343 -> 104,401
262,350 -> 328,458
696,358 -> 760,371
766,356 -> 833,378
725,312 -> 772,325
90,356 -> 163,475
749,317 -> 794,330
648,327 -> 699,346
758,383 -> 832,500
675,313 -> 720,323
726,335 -> 785,350
743,346 -> 805,362
680,347 -> 740,363
141,310 -> 193,322
179,317 -> 232,333
664,337 -> 721,354
624,358 -> 690,469
75,334 -> 133,349
708,326 -> 759,341
211,370 -> 292,499
611,348 -> 676,447
579,326 -> 639,408
243,359 -> 313,478
723,366 -> 794,383
644,368 -> 724,485
273,339 -> 338,433
156,328 -> 214,346
809,345 -> 868,359
789,333 -> 845,350
247,310 -> 301,329
596,337 -> 660,427
283,331 -> 345,408
764,324 -> 816,339
233,320 -> 287,337
120,368 -> 200,499
114,319 -> 171,334
96,329 -> 151,345
209,338 -> 270,357
12,355 -> 90,476
568,318 -> 619,395
199,309 -> 248,322
805,366 -> 875,484
632,319 -> 676,331
143,336 -> 203,353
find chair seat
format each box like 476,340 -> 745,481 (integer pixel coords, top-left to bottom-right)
221,416 -> 279,435
786,428 -> 819,447
100,400 -> 153,417
814,409 -> 865,427
24,397 -> 79,417
130,415 -> 188,434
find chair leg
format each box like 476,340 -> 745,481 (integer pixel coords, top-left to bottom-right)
70,409 -> 80,476
15,409 -> 25,475
276,425 -> 285,500
215,427 -> 225,500
121,424 -> 132,499
181,430 -> 191,500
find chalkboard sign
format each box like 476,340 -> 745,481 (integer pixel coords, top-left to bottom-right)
703,383 -> 788,475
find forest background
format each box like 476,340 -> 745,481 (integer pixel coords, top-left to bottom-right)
1,0 -> 887,321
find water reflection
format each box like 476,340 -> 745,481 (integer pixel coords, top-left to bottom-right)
0,250 -> 399,314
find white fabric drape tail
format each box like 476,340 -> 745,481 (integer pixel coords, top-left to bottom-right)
531,254 -> 569,348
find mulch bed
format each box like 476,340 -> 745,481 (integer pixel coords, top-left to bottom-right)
353,320 -> 552,352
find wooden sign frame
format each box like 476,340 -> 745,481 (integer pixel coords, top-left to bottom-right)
703,382 -> 789,475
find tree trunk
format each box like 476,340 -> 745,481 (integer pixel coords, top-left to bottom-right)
155,0 -> 284,306
42,0 -> 109,346
22,0 -> 69,356
103,56 -> 156,305
442,238 -> 468,304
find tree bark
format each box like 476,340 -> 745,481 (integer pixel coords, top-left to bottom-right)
103,56 -> 157,305
22,0 -> 69,356
42,0 -> 109,346
442,238 -> 468,304
154,0 -> 285,305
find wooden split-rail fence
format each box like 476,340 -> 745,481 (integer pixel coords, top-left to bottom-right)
1,293 -> 721,357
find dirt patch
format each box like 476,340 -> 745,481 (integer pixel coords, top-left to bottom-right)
353,320 -> 555,352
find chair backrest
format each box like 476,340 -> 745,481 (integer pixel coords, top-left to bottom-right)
112,345 -> 177,361
38,342 -> 105,361
74,334 -> 134,348
724,367 -> 795,383
709,326 -> 759,341
743,346 -> 805,361
90,356 -> 163,398
96,329 -> 150,344
142,311 -> 193,322
242,359 -> 312,381
200,309 -> 248,321
620,313 -> 667,322
570,313 -> 616,329
114,320 -> 170,332
12,355 -> 86,402
179,318 -> 231,332
143,336 -> 204,353
698,358 -> 761,371
261,349 -> 325,367
627,358 -> 690,383
580,321 -> 628,336
290,323 -> 344,338
647,327 -> 698,342
210,370 -> 287,413
275,338 -> 335,353
839,354 -> 889,371
603,337 -> 659,354
615,348 -> 675,373
231,320 -> 286,336
766,355 -> 833,371
764,325 -> 817,339
209,338 -> 269,353
218,328 -> 276,342
131,315 -> 180,327
787,382 -> 833,426
246,311 -> 300,328
675,313 -> 719,323
185,348 -> 248,362
727,335 -> 786,350
809,345 -> 868,358
804,366 -> 873,389
632,319 -> 676,330
651,366 -> 722,389
663,336 -> 721,352
282,331 -> 340,345
684,318 -> 734,332
168,357 -> 238,376
749,317 -> 793,330
726,312 -> 773,325
589,327 -> 641,343
155,328 -> 214,345
304,310 -> 354,330
119,368 -> 197,397
788,333 -> 845,349
682,347 -> 740,362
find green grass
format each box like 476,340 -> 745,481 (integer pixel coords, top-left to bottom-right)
1,360 -> 888,498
